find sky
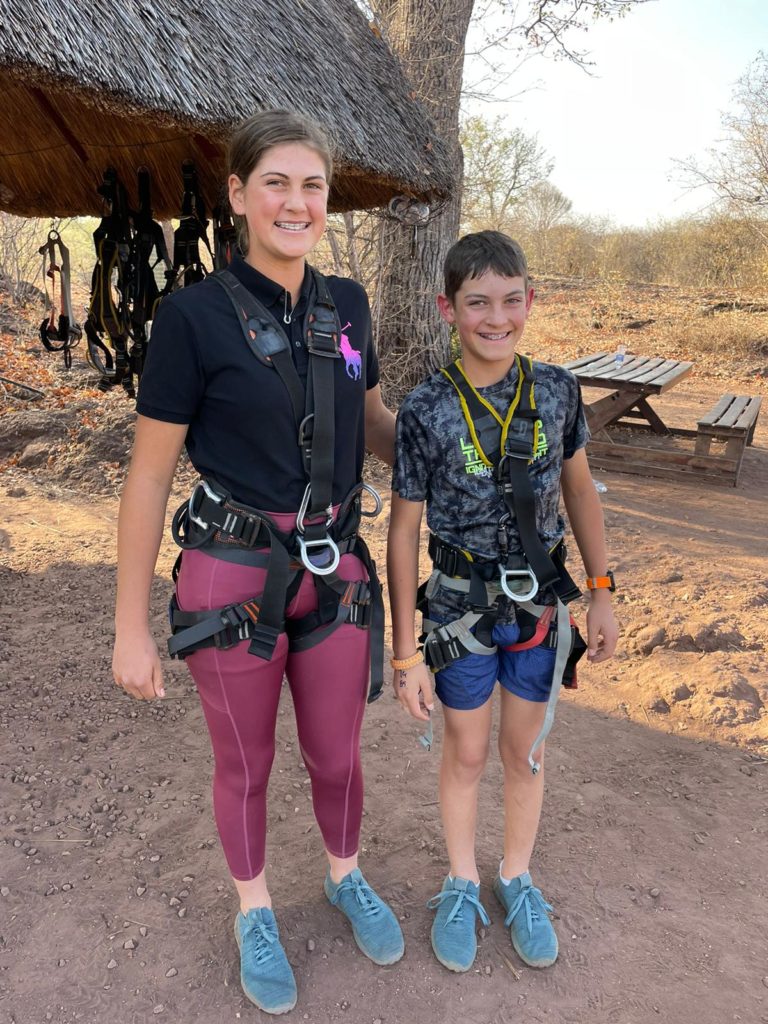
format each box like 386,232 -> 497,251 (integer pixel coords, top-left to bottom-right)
464,0 -> 767,227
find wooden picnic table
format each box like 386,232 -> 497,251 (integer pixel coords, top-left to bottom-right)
563,351 -> 694,435
562,350 -> 762,486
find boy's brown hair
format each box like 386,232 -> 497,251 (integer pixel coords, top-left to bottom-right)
444,230 -> 529,300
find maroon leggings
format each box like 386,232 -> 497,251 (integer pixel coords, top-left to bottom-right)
176,523 -> 369,882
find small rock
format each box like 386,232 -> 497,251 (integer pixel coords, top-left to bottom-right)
340,1001 -> 350,1011
58,958 -> 66,967
0,886 -> 10,896
405,880 -> 413,890
124,939 -> 137,950
693,832 -> 706,845
649,888 -> 660,898
153,1005 -> 164,1015
178,907 -> 187,918
660,571 -> 683,584
165,967 -> 178,978
307,939 -> 316,952
169,896 -> 181,907
762,976 -> 768,990
149,854 -> 161,863
484,965 -> 492,975
107,959 -> 118,970
140,926 -> 148,937
136,886 -> 146,896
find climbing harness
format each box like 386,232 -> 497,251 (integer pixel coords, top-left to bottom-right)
38,229 -> 82,369
419,355 -> 588,772
166,267 -> 386,701
212,205 -> 238,270
171,161 -> 211,287
126,167 -> 174,383
83,168 -> 134,394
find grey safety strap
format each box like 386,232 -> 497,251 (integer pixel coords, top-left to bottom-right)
520,595 -> 572,775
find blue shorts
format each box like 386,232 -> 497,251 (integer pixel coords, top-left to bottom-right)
434,620 -> 556,711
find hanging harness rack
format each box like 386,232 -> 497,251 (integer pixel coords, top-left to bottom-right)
38,229 -> 82,369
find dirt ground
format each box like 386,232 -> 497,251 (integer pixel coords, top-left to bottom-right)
1,281 -> 768,1024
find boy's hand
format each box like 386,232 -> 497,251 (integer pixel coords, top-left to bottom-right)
393,661 -> 434,722
586,594 -> 619,664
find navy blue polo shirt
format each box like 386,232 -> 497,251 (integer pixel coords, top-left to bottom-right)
137,255 -> 379,511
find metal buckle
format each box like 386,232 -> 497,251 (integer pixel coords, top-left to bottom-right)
499,566 -> 539,602
297,536 -> 341,576
359,483 -> 383,518
188,479 -> 224,530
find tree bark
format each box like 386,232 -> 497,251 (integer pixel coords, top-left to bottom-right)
371,0 -> 475,399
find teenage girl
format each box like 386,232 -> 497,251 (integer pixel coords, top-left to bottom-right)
112,109 -> 403,1015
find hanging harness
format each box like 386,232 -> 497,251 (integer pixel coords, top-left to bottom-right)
419,355 -> 587,772
127,168 -> 174,383
84,168 -> 134,394
212,205 -> 238,270
166,268 -> 386,702
38,230 -> 82,369
171,161 -> 212,287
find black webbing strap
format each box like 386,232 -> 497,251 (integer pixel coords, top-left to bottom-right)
304,282 -> 340,516
496,358 -> 561,591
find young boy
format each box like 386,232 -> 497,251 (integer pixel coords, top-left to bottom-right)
387,230 -> 618,973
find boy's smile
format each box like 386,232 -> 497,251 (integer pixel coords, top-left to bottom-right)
437,271 -> 534,386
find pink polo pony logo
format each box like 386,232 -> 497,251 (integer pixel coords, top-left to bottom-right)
339,322 -> 362,380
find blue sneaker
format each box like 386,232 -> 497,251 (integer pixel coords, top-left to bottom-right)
493,871 -> 558,968
427,876 -> 490,973
324,868 -> 405,965
234,907 -> 297,1014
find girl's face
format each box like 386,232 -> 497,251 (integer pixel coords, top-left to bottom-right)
228,142 -> 329,267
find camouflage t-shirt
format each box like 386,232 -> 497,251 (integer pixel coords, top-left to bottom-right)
392,359 -> 589,561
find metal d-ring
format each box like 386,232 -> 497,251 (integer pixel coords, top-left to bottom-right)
359,482 -> 383,518
297,536 -> 341,576
499,565 -> 539,603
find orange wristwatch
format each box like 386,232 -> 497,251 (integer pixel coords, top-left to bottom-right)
585,571 -> 616,592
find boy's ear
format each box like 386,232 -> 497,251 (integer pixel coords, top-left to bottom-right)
436,293 -> 455,325
526,287 -> 535,312
228,174 -> 246,215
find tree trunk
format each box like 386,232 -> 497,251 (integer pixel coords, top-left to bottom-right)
371,0 -> 474,400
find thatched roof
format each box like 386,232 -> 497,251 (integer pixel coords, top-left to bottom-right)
0,0 -> 452,218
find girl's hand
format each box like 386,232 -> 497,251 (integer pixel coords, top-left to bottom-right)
113,630 -> 166,700
393,660 -> 434,721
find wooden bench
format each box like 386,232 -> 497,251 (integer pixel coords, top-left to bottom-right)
694,394 -> 762,486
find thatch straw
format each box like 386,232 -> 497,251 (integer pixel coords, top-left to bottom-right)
0,0 -> 453,218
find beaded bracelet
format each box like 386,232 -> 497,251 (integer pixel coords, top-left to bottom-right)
390,651 -> 424,671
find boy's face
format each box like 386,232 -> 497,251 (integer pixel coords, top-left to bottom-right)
437,271 -> 534,383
